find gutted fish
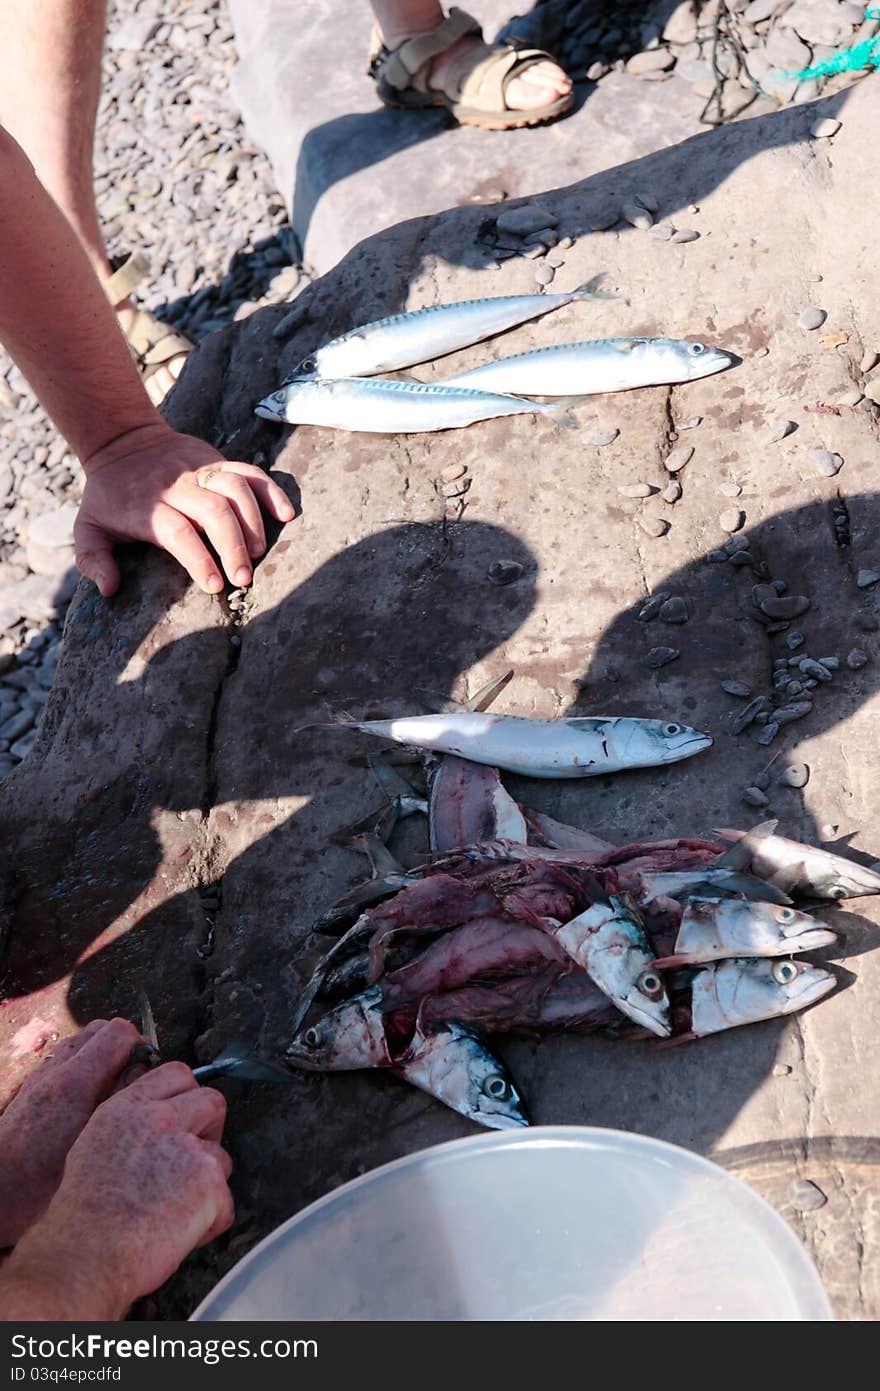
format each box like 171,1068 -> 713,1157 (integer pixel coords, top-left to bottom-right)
548,896 -> 671,1037
396,1021 -> 527,1130
380,915 -> 567,1008
651,896 -> 838,968
286,987 -> 391,1070
682,957 -> 837,1039
442,336 -> 736,396
289,278 -> 612,379
255,376 -> 584,433
634,867 -> 793,907
332,711 -> 712,778
716,821 -> 880,900
429,755 -> 526,851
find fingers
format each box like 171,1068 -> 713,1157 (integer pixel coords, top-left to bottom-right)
179,487 -> 253,589
61,1018 -> 143,1107
151,502 -> 224,594
123,1059 -> 198,1101
166,1085 -> 227,1143
44,1019 -> 108,1070
73,518 -> 122,598
197,1142 -> 236,1245
193,469 -> 267,560
222,462 -> 296,524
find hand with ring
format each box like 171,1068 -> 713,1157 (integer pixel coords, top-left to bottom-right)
73,421 -> 296,597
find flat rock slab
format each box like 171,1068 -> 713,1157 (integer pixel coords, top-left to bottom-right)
3,81 -> 880,1318
229,0 -> 701,273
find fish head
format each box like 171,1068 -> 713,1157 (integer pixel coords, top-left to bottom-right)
805,857 -> 880,901
691,957 -> 836,1035
606,717 -> 713,769
572,898 -> 671,1037
285,989 -> 388,1070
254,378 -> 323,422
402,1023 -> 528,1130
678,896 -> 838,958
254,385 -> 292,421
651,338 -> 738,381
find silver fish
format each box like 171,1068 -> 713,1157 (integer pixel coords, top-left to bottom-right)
255,376 -> 582,433
635,867 -> 793,906
286,986 -> 390,1070
330,711 -> 712,778
442,336 -> 736,396
651,896 -> 838,969
716,820 -> 880,900
550,897 -> 671,1037
686,958 -> 836,1039
396,1021 -> 527,1130
289,278 -> 611,379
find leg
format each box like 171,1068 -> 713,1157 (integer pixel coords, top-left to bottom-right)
370,0 -> 572,111
0,0 -> 188,403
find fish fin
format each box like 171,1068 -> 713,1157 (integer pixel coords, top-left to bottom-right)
466,668 -> 514,712
546,395 -> 587,429
573,274 -> 616,301
767,861 -> 807,895
350,832 -> 406,878
649,954 -> 692,970
610,339 -> 639,354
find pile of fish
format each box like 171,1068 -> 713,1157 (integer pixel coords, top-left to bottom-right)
255,281 -> 736,433
285,703 -> 875,1129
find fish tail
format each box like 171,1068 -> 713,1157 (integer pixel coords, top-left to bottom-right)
573,274 -> 616,301
544,395 -> 587,430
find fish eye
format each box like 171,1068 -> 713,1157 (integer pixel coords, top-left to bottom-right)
775,907 -> 796,923
662,722 -> 683,736
299,356 -> 317,374
483,1075 -> 511,1100
637,969 -> 665,1001
689,342 -> 705,355
828,885 -> 846,900
772,960 -> 798,985
303,1027 -> 323,1049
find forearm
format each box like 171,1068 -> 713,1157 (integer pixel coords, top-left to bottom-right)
0,1228 -> 128,1321
0,124 -> 164,463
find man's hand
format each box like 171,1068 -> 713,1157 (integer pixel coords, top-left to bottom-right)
0,1063 -> 233,1321
0,1017 -> 142,1248
75,422 -> 295,597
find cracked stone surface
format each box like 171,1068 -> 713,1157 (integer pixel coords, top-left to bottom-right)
2,79 -> 880,1318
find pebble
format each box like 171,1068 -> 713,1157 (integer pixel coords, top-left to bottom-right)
726,536 -> 750,554
586,61 -> 608,81
440,478 -> 470,498
809,448 -> 844,478
787,680 -> 803,695
495,204 -> 558,236
637,594 -> 668,622
810,117 -> 842,139
663,445 -> 693,473
621,201 -> 654,230
633,193 -> 659,214
440,463 -> 467,483
742,786 -> 769,807
0,708 -> 35,742
820,824 -> 839,841
779,762 -> 810,788
662,480 -> 682,504
759,594 -> 811,620
846,648 -> 868,669
835,389 -> 864,407
765,418 -> 795,443
757,721 -> 780,746
731,696 -> 767,734
860,350 -> 879,374
722,680 -> 753,697
720,482 -> 742,498
676,417 -> 702,431
658,597 -> 688,624
585,428 -> 620,447
729,551 -> 754,568
798,307 -> 828,332
649,225 -> 674,241
707,549 -> 728,563
857,569 -> 880,588
534,264 -> 556,287
638,515 -> 670,539
487,560 -> 523,586
626,49 -> 675,74
557,236 -> 574,251
719,508 -> 745,534
786,631 -> 806,650
799,658 -> 832,682
817,656 -> 840,670
773,1063 -> 792,1077
588,211 -> 619,232
618,482 -> 653,497
671,228 -> 700,244
789,1179 -> 827,1213
646,646 -> 679,669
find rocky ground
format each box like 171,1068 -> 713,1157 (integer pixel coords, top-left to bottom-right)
0,0 -> 307,777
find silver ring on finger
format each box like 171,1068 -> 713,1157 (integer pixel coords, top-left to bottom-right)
197,467 -> 221,490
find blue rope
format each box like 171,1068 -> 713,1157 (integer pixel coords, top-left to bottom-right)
786,6 -> 880,81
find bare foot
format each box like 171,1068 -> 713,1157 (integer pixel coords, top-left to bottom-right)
428,34 -> 572,111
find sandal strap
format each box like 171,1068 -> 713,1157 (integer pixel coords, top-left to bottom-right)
444,44 -> 554,110
375,7 -> 482,91
125,307 -> 191,368
102,249 -> 151,305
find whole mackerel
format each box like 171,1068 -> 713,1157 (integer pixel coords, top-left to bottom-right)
289,278 -> 611,379
255,376 -> 582,434
442,336 -> 736,396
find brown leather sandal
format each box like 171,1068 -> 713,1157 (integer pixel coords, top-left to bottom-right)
368,7 -> 574,131
104,251 -> 192,404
